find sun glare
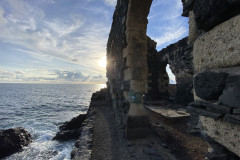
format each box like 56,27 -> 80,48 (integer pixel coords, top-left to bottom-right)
98,57 -> 107,68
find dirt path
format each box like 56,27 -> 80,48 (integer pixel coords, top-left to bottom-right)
91,103 -> 120,160
91,102 -> 177,160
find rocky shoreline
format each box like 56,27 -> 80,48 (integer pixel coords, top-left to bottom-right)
0,89 -> 107,160
52,88 -> 107,159
0,127 -> 32,159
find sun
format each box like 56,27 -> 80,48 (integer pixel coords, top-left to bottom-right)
98,57 -> 107,68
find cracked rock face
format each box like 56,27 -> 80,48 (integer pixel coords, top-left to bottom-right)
0,127 -> 32,159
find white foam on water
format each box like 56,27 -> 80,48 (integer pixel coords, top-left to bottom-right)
0,84 -> 105,160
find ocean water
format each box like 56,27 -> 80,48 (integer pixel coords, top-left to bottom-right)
0,83 -> 105,160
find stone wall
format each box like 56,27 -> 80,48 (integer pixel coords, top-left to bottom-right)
107,1 -> 240,158
107,0 -> 153,139
146,37 -> 194,105
146,36 -> 169,101
183,0 -> 240,158
107,0 -> 194,139
106,0 -> 129,139
159,37 -> 193,104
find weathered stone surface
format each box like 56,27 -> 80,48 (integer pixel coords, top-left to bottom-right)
146,37 -> 193,104
227,0 -> 240,5
121,80 -> 130,91
188,11 -> 198,43
193,15 -> 240,71
219,86 -> 240,108
194,72 -> 228,100
200,116 -> 240,157
224,114 -> 240,125
233,109 -> 240,115
188,106 -> 223,119
176,76 -> 193,104
203,135 -> 239,160
0,127 -> 32,159
193,0 -> 240,31
189,101 -> 231,114
182,0 -> 195,17
225,75 -> 240,88
71,90 -> 98,160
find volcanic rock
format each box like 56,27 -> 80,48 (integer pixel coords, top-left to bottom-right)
53,114 -> 86,141
194,72 -> 228,100
0,127 -> 32,159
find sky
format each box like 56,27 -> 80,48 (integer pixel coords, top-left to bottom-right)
0,0 -> 188,84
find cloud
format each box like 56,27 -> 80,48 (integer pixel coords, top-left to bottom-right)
154,26 -> 187,47
0,69 -> 106,83
0,0 -> 111,73
147,0 -> 188,50
103,0 -> 117,6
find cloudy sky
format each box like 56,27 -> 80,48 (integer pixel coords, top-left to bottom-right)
0,0 -> 188,84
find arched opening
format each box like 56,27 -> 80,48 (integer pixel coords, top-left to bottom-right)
144,0 -> 192,106
166,64 -> 177,102
107,0 -> 193,139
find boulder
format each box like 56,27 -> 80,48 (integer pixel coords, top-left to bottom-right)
194,72 -> 228,100
193,0 -> 240,31
53,114 -> 86,141
0,127 -> 32,159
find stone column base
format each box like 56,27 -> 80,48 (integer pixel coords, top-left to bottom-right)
125,115 -> 149,139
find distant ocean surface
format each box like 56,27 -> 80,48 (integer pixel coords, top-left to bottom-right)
0,83 -> 105,160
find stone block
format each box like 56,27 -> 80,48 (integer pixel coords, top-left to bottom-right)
188,11 -> 198,44
126,55 -> 147,68
225,75 -> 240,88
123,91 -> 128,100
126,28 -> 147,43
188,106 -> 223,119
130,80 -> 146,92
123,48 -> 128,58
193,15 -> 240,71
224,114 -> 240,125
121,80 -> 130,91
124,68 -> 132,80
189,101 -> 231,114
182,0 -> 194,17
194,72 -> 228,100
219,86 -> 240,108
193,0 -> 240,31
132,68 -> 147,81
200,116 -> 240,157
128,103 -> 146,116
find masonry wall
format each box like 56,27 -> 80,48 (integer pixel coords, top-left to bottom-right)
146,37 -> 194,105
106,0 -> 129,139
183,0 -> 240,158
